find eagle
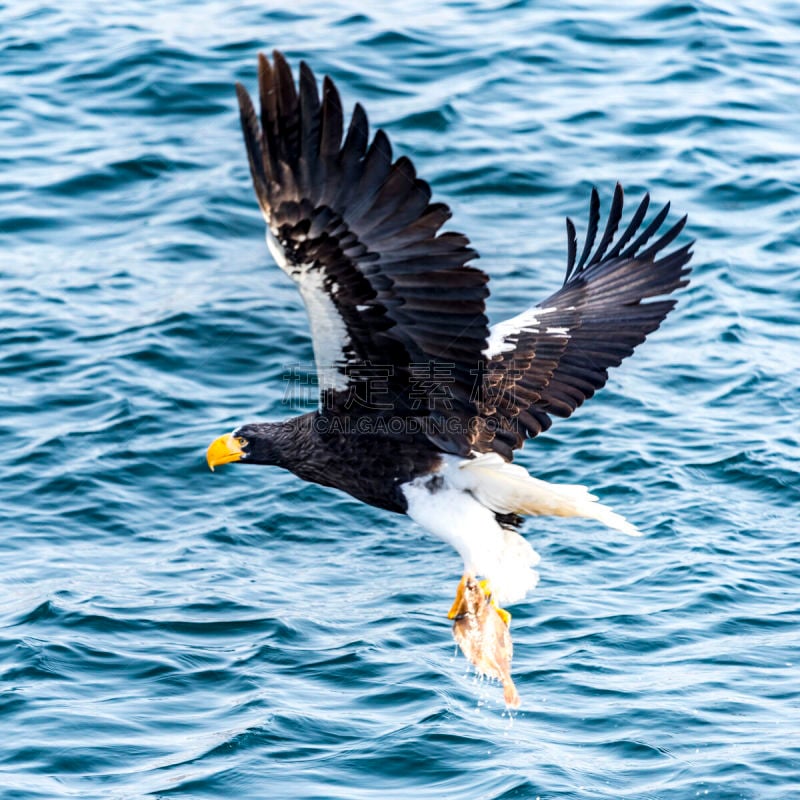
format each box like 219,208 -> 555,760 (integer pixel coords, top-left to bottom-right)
206,52 -> 692,702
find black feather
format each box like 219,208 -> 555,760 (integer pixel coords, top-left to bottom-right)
575,187 -> 600,273
565,218 -> 578,282
607,192 -> 649,259
588,182 -> 623,266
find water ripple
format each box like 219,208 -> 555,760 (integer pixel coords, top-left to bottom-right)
2,1 -> 800,798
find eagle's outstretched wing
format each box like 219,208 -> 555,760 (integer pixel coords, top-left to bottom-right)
477,184 -> 692,459
236,51 -> 490,455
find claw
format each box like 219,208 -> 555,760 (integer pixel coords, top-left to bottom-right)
447,575 -> 512,626
478,579 -> 512,627
494,604 -> 512,627
447,575 -> 468,619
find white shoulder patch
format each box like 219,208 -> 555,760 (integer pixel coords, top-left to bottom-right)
266,228 -> 351,393
297,269 -> 351,393
484,306 -> 570,357
266,228 -> 292,275
485,308 -> 541,357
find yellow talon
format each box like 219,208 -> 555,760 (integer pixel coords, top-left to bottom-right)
447,575 -> 467,619
494,605 -> 512,626
448,575 -> 511,627
479,578 -> 512,626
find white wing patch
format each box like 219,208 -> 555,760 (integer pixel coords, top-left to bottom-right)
484,308 -> 542,357
266,229 -> 351,393
297,270 -> 351,393
485,305 -> 569,357
266,229 -> 293,275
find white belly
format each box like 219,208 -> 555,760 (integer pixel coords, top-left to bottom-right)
401,476 -> 540,606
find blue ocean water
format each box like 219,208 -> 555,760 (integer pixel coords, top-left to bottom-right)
2,1 -> 799,797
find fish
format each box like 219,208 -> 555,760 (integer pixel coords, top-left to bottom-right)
449,576 -> 521,708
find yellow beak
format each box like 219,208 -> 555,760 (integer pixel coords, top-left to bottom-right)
206,434 -> 247,471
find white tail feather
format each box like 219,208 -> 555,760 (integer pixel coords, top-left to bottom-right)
452,453 -> 642,537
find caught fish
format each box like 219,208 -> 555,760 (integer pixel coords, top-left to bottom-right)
449,576 -> 521,708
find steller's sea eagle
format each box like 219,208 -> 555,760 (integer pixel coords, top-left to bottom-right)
206,52 -> 692,706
